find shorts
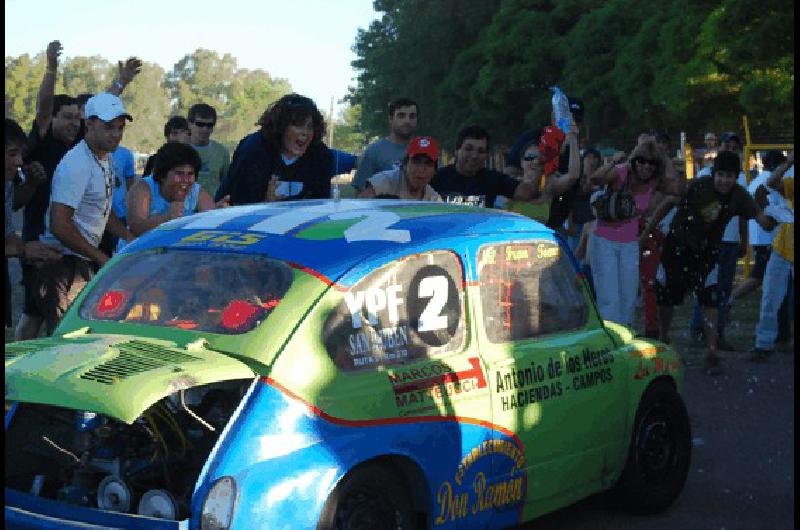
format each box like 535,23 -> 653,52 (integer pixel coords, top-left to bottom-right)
31,255 -> 96,335
656,236 -> 719,307
749,245 -> 771,280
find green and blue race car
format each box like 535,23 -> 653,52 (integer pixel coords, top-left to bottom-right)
5,199 -> 691,529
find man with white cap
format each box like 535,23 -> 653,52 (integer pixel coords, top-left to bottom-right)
33,93 -> 134,334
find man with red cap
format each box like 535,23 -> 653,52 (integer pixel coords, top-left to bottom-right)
359,136 -> 442,201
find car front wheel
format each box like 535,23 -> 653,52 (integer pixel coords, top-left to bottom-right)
610,380 -> 692,514
318,464 -> 417,530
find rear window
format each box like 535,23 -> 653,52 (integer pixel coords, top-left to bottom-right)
80,250 -> 293,335
323,251 -> 466,371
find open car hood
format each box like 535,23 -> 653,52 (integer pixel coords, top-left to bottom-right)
5,333 -> 256,424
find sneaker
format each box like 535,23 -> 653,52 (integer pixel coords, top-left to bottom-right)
749,347 -> 773,362
717,337 -> 737,352
704,353 -> 722,376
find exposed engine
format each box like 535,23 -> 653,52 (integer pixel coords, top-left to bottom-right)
5,379 -> 253,520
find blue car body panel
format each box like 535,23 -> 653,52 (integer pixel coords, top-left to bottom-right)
191,380 -> 525,529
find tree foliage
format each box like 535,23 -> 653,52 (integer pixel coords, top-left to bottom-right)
348,0 -> 794,149
4,48 -> 307,156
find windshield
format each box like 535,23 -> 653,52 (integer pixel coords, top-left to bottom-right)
80,250 -> 294,335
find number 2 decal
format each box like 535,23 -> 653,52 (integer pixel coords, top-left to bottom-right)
418,275 -> 449,331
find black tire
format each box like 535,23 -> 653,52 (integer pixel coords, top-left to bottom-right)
609,380 -> 691,514
318,464 -> 418,530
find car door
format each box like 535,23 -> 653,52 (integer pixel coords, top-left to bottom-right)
474,237 -> 628,513
301,248 -> 499,527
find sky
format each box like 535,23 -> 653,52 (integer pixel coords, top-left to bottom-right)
5,0 -> 379,114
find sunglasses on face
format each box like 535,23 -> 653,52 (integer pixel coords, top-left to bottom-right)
523,155 -> 540,162
634,157 -> 658,166
193,121 -> 215,129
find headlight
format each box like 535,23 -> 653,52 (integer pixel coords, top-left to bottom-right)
201,476 -> 238,530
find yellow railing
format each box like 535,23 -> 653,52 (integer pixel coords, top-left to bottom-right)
740,115 -> 793,277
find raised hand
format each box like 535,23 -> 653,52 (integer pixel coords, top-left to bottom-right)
46,40 -> 62,71
118,57 -> 143,86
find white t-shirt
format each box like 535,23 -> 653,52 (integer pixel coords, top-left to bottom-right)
746,170 -> 780,246
41,140 -> 113,258
368,168 -> 441,201
697,166 -> 747,243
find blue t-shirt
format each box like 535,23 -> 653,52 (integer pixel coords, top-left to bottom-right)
118,175 -> 200,252
111,146 -> 136,219
331,149 -> 357,175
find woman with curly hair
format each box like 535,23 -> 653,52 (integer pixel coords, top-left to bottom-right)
587,138 -> 680,328
218,93 -> 344,205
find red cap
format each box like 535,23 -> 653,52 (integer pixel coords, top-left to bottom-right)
406,136 -> 440,163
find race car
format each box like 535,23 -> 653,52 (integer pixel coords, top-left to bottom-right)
5,199 -> 691,529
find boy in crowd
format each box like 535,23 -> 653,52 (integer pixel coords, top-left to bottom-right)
359,136 -> 441,201
640,151 -> 776,375
188,103 -> 230,196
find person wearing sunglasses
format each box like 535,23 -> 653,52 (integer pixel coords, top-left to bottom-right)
188,103 -> 230,199
587,139 -> 679,331
504,122 -> 580,225
219,94 -> 337,205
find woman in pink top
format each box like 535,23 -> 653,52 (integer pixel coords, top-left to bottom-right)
587,140 -> 679,327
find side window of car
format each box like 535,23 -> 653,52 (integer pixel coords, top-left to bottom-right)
477,240 -> 588,343
323,251 -> 466,371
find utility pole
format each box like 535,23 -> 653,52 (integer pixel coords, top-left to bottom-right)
328,96 -> 335,146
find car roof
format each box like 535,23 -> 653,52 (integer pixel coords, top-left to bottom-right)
121,199 -> 553,284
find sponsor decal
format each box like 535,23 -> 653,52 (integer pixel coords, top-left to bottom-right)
390,358 -> 488,412
494,347 -> 615,411
176,230 -> 265,248
434,439 -> 526,525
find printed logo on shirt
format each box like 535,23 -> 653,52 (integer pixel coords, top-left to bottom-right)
443,194 -> 486,207
276,181 -> 304,198
700,201 -> 722,223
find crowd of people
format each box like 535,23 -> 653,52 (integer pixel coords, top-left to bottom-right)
5,41 -> 794,376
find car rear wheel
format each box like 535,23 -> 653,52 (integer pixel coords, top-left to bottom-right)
610,380 -> 691,514
318,464 -> 417,530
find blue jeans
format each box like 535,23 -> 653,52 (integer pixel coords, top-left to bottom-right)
756,253 -> 794,349
691,242 -> 738,337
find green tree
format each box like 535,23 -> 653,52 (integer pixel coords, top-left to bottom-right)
330,104 -> 367,154
349,0 -> 794,149
118,62 -> 172,153
220,69 -> 292,151
348,0 -> 502,146
61,55 -> 114,96
5,53 -> 48,129
165,49 -> 239,115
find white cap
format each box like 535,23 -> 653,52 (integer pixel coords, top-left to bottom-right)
84,93 -> 133,122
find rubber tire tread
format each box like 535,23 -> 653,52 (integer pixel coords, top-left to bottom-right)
610,380 -> 692,514
317,463 -> 418,530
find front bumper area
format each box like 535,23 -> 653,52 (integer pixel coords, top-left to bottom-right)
5,488 -> 188,529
